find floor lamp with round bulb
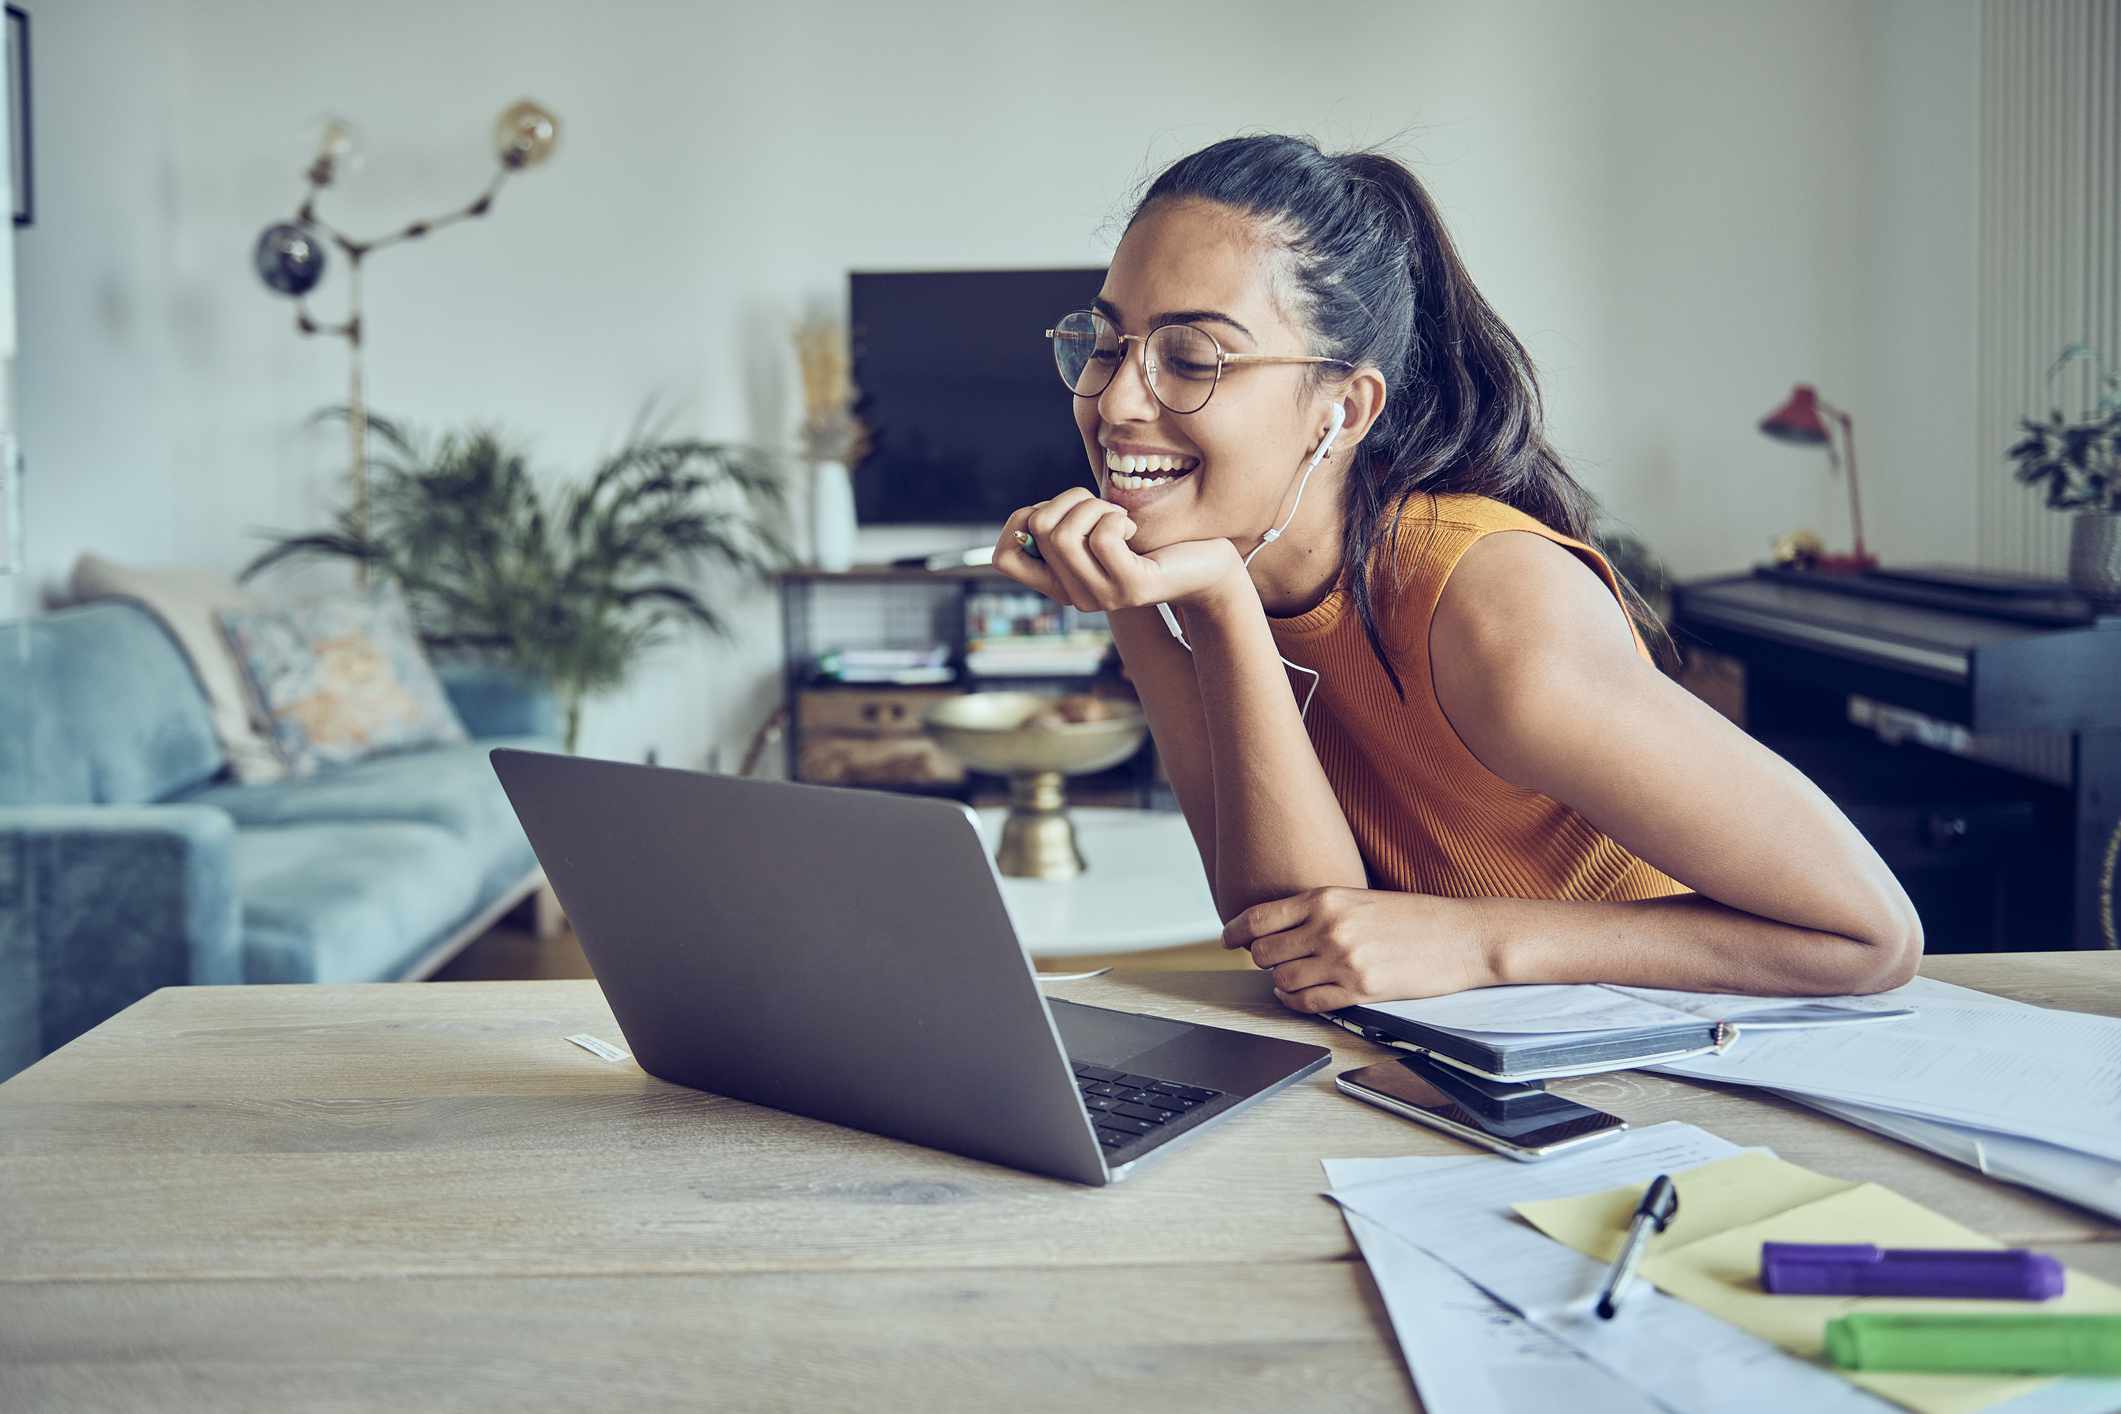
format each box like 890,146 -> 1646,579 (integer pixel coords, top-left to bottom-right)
250,101 -> 560,582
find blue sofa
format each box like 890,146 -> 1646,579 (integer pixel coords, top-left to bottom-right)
0,599 -> 562,1079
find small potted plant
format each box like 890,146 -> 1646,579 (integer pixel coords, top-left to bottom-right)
2007,344 -> 2121,605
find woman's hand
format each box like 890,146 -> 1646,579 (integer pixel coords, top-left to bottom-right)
992,487 -> 1246,615
1221,887 -> 1501,1011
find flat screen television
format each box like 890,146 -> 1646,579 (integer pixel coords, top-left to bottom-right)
850,267 -> 1105,527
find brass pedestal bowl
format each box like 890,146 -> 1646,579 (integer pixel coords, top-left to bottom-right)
923,692 -> 1148,880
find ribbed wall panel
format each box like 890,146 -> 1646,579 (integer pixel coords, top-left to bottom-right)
1978,0 -> 2119,567
1975,0 -> 2118,786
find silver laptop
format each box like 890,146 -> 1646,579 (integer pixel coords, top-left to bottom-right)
490,748 -> 1329,1185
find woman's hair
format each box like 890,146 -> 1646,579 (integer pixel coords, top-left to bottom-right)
1131,133 -> 1653,698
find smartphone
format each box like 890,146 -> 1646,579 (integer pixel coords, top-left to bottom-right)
1336,1054 -> 1627,1161
1410,1058 -> 1554,1121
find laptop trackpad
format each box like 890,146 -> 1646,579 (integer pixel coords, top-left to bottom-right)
1049,999 -> 1192,1067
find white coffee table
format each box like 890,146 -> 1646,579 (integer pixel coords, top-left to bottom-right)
973,806 -> 1223,958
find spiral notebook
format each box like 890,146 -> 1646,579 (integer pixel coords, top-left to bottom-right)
1326,982 -> 1916,1081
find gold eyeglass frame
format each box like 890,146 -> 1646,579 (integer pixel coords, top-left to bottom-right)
1044,309 -> 1351,414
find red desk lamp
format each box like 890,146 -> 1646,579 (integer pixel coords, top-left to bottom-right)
1758,384 -> 1877,572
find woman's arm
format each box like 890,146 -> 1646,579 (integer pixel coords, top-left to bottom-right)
1103,605 -> 1222,885
992,488 -> 1365,921
1184,572 -> 1368,921
1430,531 -> 1923,994
1226,532 -> 1921,1006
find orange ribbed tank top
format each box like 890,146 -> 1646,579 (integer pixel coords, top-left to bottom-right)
1267,493 -> 1688,904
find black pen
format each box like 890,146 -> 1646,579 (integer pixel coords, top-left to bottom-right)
1596,1173 -> 1679,1319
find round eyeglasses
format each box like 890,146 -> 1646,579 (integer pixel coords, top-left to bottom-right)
1044,309 -> 1351,415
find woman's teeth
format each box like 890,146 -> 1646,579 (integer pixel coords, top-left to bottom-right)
1105,450 -> 1200,491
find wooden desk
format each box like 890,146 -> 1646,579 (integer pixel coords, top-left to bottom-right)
4,954 -> 2117,1411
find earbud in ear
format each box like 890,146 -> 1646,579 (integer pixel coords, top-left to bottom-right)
1316,402 -> 1347,460
1252,401 -> 1345,575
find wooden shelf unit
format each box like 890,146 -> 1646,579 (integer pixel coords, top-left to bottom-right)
777,564 -> 1166,806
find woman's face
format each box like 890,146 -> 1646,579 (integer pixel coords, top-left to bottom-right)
1073,198 -> 1343,554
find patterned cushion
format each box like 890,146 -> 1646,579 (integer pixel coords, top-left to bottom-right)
217,584 -> 468,777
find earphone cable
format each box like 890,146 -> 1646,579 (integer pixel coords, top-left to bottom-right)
1154,406 -> 1341,721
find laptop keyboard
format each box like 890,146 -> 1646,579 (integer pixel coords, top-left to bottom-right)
1070,1062 -> 1223,1153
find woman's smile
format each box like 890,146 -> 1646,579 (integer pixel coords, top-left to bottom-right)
1101,443 -> 1201,505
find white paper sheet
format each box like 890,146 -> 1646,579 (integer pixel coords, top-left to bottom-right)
1333,1200 -> 1662,1414
1786,1092 -> 2121,1223
1606,983 -> 1916,1024
1329,1120 -> 2121,1414
1655,977 -> 2121,1163
1358,984 -> 1706,1036
1328,1124 -> 1896,1413
1355,980 -> 1913,1036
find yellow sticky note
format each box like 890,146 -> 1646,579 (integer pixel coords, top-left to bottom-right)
1515,1151 -> 1853,1260
1515,1157 -> 2121,1414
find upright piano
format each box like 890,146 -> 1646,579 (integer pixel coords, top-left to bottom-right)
1673,567 -> 2120,952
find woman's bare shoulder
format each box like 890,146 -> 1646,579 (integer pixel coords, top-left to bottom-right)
1430,531 -> 1642,739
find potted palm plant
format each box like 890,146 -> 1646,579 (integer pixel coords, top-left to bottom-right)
245,406 -> 793,752
2008,344 -> 2121,605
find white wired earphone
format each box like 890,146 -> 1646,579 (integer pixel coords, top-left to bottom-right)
1155,401 -> 1344,720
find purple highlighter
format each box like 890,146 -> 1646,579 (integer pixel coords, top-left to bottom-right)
1760,1243 -> 2064,1300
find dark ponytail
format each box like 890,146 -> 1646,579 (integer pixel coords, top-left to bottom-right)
1132,134 -> 1647,700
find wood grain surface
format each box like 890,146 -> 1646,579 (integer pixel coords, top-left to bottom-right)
2,952 -> 2115,1412
8,1245 -> 2121,1414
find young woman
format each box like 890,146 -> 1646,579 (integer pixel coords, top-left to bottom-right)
994,134 -> 1921,1011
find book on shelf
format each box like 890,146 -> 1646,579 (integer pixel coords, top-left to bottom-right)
812,644 -> 953,685
963,656 -> 1107,677
963,587 -> 1112,677
819,666 -> 956,685
964,588 -> 1109,639
963,631 -> 1112,677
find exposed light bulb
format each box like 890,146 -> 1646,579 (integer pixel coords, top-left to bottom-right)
253,222 -> 328,297
317,115 -> 358,159
494,100 -> 559,170
305,114 -> 365,186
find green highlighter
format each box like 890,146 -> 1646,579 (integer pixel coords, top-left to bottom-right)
1825,1313 -> 2121,1375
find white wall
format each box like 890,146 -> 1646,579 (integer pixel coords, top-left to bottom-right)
13,0 -> 1980,770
